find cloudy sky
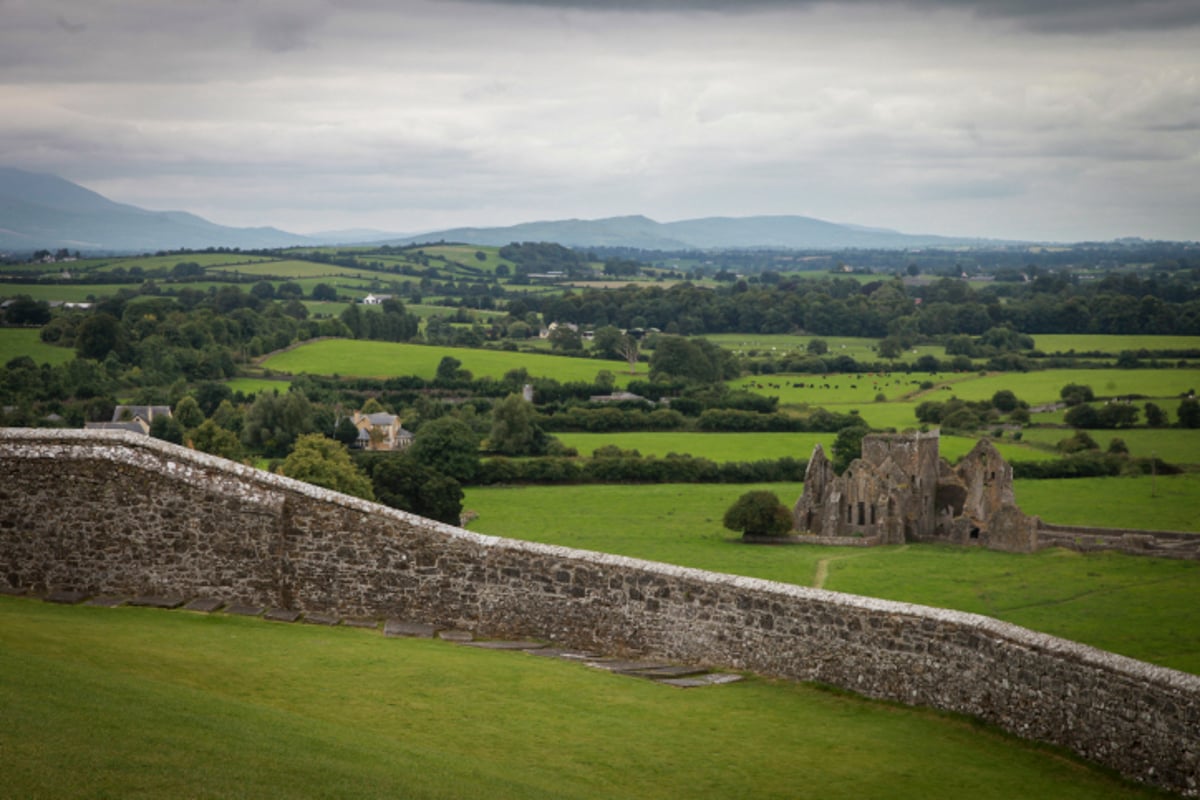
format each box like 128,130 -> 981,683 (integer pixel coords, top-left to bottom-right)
3,0 -> 1198,241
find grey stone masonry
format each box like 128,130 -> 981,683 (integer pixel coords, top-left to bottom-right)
0,429 -> 1197,796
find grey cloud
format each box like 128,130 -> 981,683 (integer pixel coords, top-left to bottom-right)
54,15 -> 86,34
454,0 -> 1200,31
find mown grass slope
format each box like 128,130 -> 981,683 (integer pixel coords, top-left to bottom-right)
0,598 -> 1163,799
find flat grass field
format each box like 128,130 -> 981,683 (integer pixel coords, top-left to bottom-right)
0,600 -> 1157,800
224,376 -> 294,396
553,431 -> 1059,464
206,258 -> 374,279
734,367 -> 1199,410
1017,426 -> 1200,464
262,338 -> 645,383
0,328 -> 75,366
1014,473 -> 1200,532
463,478 -> 1200,674
1033,334 -> 1200,353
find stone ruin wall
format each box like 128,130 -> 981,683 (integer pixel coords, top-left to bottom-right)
0,429 -> 1196,797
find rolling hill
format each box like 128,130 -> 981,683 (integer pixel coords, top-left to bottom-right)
390,213 -> 1003,250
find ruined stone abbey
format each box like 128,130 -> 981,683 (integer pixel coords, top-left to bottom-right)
795,432 -> 1037,552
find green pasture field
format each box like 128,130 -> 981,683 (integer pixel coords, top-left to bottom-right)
0,328 -> 75,366
0,599 -> 1156,800
707,333 -> 946,365
1015,473 -> 1200,532
1033,334 -> 1200,354
261,338 -> 645,383
408,244 -> 515,273
3,253 -> 276,276
551,431 -> 1057,464
732,368 -> 1200,435
300,300 -> 344,317
1016,426 -> 1200,465
731,371 -> 955,406
98,253 -> 278,272
205,259 -> 371,279
224,377 -> 293,397
0,283 -> 119,302
463,479 -> 1200,673
922,369 -> 1199,405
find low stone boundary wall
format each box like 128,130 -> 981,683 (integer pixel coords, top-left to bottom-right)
1038,522 -> 1200,559
745,534 -> 882,547
0,429 -> 1196,796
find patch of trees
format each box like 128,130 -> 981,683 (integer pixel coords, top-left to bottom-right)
498,242 -> 587,276
915,390 -> 1029,431
339,298 -> 420,343
503,269 -> 1200,337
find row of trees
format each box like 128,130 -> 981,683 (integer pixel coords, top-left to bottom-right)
502,274 -> 1200,337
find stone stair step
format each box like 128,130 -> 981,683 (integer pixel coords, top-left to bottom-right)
384,620 -> 437,638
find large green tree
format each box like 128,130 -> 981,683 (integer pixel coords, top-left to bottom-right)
410,417 -> 480,483
241,390 -> 315,458
279,434 -> 375,501
648,336 -> 736,383
368,455 -> 463,525
831,423 -> 870,474
488,393 -> 548,456
188,419 -> 245,461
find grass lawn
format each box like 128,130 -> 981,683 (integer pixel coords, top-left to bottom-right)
1014,473 -> 1200,532
463,480 -> 1200,673
261,338 -> 645,384
0,328 -> 75,366
0,598 -> 1164,800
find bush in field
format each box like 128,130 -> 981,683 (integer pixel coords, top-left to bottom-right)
1060,383 -> 1095,406
1178,398 -> 1200,429
723,491 -> 793,539
1056,430 -> 1099,453
1144,402 -> 1168,428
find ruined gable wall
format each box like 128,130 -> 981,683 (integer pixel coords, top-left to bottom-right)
0,429 -> 1197,797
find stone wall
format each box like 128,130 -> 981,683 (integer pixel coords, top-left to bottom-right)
1038,522 -> 1200,560
0,429 -> 1196,796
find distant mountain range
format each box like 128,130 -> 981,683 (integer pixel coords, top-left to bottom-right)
1,166 -> 1008,254
0,167 -> 312,252
384,214 -> 1000,251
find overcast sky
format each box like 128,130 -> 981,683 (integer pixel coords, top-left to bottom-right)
3,0 -> 1198,241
